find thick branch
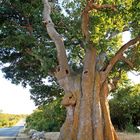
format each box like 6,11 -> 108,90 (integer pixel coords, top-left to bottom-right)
81,11 -> 90,41
101,35 -> 140,83
83,1 -> 116,13
42,0 -> 70,79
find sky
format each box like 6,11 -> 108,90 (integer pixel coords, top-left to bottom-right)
0,71 -> 36,114
128,71 -> 140,85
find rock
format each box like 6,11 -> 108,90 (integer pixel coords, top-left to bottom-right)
31,131 -> 46,140
28,129 -> 38,138
27,129 -> 60,140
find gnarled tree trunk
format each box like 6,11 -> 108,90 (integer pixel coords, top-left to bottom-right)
58,48 -> 118,140
42,0 -> 140,140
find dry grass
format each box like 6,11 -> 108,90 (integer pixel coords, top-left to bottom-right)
118,132 -> 140,140
45,132 -> 60,140
44,132 -> 140,140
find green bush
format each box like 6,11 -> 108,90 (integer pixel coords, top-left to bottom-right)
125,121 -> 140,133
109,84 -> 140,132
26,98 -> 65,132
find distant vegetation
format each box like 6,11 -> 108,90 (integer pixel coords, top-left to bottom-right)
0,113 -> 25,128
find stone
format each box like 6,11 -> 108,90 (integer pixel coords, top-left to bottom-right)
31,131 -> 46,140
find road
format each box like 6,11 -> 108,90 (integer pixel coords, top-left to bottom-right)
0,119 -> 25,140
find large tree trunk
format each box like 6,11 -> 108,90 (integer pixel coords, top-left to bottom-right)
42,1 -> 140,140
58,75 -> 119,140
58,48 -> 119,140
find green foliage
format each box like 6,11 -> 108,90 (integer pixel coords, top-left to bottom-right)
0,0 -> 140,110
0,113 -> 25,128
125,121 -> 140,133
109,84 -> 140,132
30,78 -> 64,106
0,1 -> 139,135
26,98 -> 65,131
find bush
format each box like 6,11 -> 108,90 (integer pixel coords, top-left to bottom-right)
109,84 -> 140,132
26,98 -> 65,132
125,122 -> 139,133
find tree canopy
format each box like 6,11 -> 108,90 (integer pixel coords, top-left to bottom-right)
1,1 -> 140,139
0,0 -> 140,104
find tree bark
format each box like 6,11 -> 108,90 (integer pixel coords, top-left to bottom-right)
58,69 -> 119,140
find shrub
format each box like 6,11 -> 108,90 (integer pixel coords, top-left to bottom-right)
26,98 -> 65,131
109,84 -> 140,132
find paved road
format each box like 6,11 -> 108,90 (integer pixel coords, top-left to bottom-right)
0,119 -> 25,140
0,126 -> 24,136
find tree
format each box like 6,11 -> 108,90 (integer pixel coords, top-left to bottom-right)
0,0 -> 140,140
41,0 -> 140,140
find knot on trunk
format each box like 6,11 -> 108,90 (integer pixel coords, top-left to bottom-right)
61,92 -> 76,107
55,65 -> 70,81
42,20 -> 54,27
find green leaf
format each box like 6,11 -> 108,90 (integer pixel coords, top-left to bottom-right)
137,2 -> 140,9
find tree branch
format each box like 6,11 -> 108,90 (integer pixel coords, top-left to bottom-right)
101,35 -> 140,83
42,0 -> 70,79
83,1 -> 116,13
81,1 -> 116,41
130,71 -> 140,76
120,55 -> 133,69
